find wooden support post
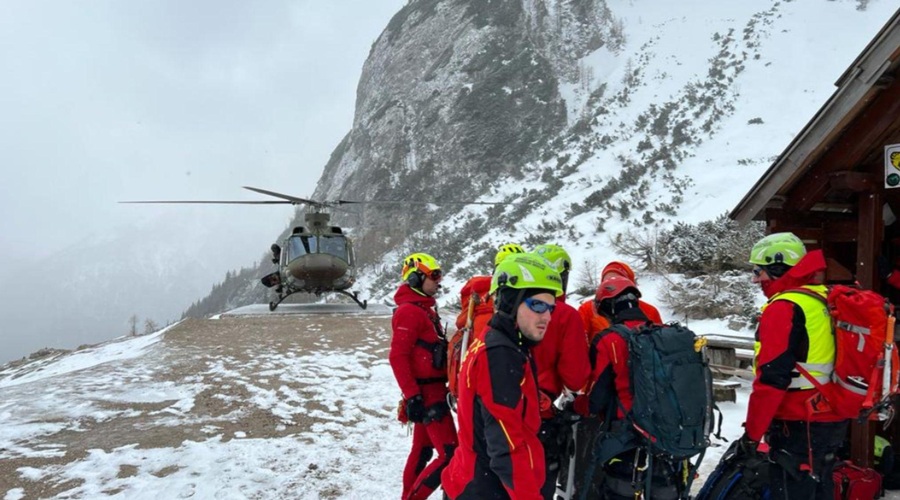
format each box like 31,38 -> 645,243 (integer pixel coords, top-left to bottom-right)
850,191 -> 883,468
856,191 -> 882,290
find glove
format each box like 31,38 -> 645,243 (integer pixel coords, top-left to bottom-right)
406,395 -> 426,423
736,433 -> 760,457
557,402 -> 582,425
878,255 -> 893,280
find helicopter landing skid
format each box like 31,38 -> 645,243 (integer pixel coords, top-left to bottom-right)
268,289 -> 367,311
268,289 -> 297,311
336,290 -> 368,310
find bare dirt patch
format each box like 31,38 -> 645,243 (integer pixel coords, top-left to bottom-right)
0,311 -> 393,498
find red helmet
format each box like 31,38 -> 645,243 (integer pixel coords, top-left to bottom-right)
595,276 -> 641,303
601,261 -> 636,282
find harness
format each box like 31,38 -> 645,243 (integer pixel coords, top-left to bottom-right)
411,302 -> 449,376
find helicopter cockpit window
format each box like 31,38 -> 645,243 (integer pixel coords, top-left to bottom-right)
318,236 -> 348,261
287,235 -> 315,260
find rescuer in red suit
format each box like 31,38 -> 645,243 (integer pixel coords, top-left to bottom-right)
389,252 -> 458,500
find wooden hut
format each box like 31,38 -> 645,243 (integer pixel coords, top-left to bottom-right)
730,8 -> 900,467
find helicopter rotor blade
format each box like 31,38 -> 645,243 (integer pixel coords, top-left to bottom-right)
119,200 -> 292,204
336,200 -> 504,206
242,186 -> 330,207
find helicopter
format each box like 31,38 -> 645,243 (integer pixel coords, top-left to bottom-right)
122,186 -> 367,310
253,187 -> 367,310
122,186 -> 502,311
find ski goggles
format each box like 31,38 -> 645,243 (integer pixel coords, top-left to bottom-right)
415,262 -> 442,280
523,297 -> 555,314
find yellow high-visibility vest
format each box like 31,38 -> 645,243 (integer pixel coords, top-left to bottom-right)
753,285 -> 834,389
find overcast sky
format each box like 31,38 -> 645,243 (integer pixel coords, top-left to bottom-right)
0,0 -> 405,273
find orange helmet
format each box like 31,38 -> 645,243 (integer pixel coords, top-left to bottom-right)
601,261 -> 636,282
595,276 -> 641,303
401,253 -> 441,281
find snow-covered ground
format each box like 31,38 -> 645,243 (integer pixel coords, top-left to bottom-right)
0,309 -> 738,499
0,308 -> 895,499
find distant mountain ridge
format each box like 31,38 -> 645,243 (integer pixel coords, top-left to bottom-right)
0,212 -> 271,363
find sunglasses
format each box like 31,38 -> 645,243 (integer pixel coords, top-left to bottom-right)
523,297 -> 555,314
752,267 -> 765,278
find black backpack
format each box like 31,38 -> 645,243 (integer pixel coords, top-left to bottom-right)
695,439 -> 770,500
586,322 -> 718,498
602,322 -> 716,459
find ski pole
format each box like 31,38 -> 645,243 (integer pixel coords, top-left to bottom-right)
882,307 -> 896,423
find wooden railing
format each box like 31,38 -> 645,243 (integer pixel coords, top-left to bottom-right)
704,334 -> 754,400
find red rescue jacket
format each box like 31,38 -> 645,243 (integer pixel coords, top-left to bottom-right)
577,308 -> 649,419
531,295 -> 591,408
389,284 -> 448,406
887,270 -> 900,290
744,250 -> 845,442
441,313 -> 544,500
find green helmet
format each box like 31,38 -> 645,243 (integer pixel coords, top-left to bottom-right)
490,253 -> 564,297
749,232 -> 806,267
495,243 -> 526,266
532,244 -> 572,273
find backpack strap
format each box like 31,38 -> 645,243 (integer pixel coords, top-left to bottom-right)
416,339 -> 439,350
779,286 -> 828,304
588,323 -> 635,369
411,301 -> 447,340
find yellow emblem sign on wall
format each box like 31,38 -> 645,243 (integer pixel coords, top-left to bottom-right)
885,144 -> 900,189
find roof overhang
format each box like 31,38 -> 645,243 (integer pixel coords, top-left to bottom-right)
731,8 -> 900,224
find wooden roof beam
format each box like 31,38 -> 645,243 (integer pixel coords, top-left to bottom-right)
764,207 -> 856,226
828,171 -> 878,192
766,218 -> 859,244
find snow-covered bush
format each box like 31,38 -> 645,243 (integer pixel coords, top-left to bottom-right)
610,214 -> 764,324
659,213 -> 764,274
572,259 -> 602,297
655,214 -> 764,324
663,270 -> 759,329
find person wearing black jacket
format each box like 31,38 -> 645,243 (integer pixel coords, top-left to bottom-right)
442,254 -> 564,500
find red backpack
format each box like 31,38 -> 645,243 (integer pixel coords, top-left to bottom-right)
447,288 -> 494,404
446,328 -> 467,402
833,461 -> 883,500
792,285 -> 899,420
447,295 -> 478,404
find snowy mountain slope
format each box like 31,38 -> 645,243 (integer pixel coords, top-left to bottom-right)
176,0 -> 893,327
347,0 -> 898,310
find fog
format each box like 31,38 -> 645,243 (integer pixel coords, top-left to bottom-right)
0,0 -> 405,363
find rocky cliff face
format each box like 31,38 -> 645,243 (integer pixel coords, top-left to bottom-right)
312,0 -> 623,261
184,0 -> 894,315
